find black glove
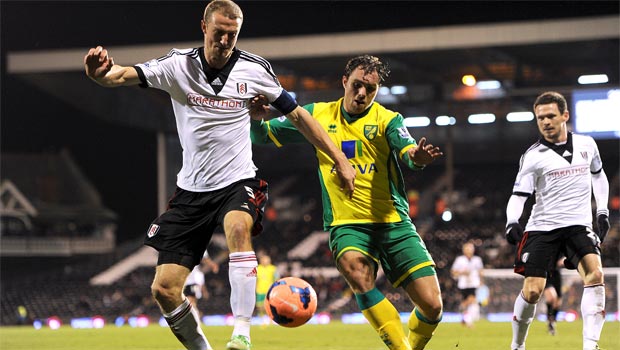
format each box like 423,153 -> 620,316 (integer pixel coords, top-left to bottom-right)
505,223 -> 524,245
596,214 -> 610,243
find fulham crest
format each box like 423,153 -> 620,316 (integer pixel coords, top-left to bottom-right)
237,82 -> 248,96
147,224 -> 160,238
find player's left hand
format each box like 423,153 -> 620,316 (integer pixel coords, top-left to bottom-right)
596,214 -> 610,243
505,223 -> 524,245
407,137 -> 443,167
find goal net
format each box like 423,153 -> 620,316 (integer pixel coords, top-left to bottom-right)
481,268 -> 620,321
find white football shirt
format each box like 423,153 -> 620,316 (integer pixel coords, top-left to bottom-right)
511,133 -> 604,231
135,47 -> 292,192
451,255 -> 484,289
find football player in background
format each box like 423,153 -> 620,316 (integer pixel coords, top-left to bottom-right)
451,241 -> 484,327
255,252 -> 279,321
184,251 -> 219,314
504,91 -> 610,350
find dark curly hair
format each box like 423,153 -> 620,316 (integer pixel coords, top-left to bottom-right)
344,55 -> 390,83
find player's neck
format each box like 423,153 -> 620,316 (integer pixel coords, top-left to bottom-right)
205,53 -> 232,70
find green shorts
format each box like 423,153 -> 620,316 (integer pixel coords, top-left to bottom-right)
329,221 -> 435,288
256,293 -> 267,305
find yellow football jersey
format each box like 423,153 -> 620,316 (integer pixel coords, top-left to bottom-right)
251,98 -> 419,228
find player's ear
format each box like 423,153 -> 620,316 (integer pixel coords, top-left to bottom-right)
342,75 -> 348,89
201,20 -> 207,34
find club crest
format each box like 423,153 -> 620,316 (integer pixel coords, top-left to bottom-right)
364,125 -> 378,140
237,82 -> 248,96
147,224 -> 160,238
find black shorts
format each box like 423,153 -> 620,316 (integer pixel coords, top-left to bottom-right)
183,284 -> 200,298
514,225 -> 600,278
144,178 -> 268,269
459,288 -> 477,299
545,270 -> 563,297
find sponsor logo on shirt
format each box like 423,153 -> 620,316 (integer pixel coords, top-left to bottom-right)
331,163 -> 377,175
545,165 -> 589,180
341,140 -> 363,159
187,94 -> 246,110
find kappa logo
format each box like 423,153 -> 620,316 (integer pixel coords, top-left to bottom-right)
587,229 -> 600,245
147,224 -> 160,238
521,252 -> 529,263
244,186 -> 255,199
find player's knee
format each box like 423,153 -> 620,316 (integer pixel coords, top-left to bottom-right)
521,288 -> 542,303
151,281 -> 181,303
584,267 -> 604,285
225,221 -> 251,250
421,297 -> 443,321
337,257 -> 375,292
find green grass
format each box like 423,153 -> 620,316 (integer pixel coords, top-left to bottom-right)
1,320 -> 619,350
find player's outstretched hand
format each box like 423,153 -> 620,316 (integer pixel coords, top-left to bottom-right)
249,95 -> 271,120
407,137 -> 443,167
84,46 -> 114,81
596,214 -> 610,243
505,223 -> 524,245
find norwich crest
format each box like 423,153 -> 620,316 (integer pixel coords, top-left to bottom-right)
364,125 -> 378,140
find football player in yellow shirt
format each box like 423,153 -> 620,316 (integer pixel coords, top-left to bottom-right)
255,253 -> 279,319
250,55 -> 443,350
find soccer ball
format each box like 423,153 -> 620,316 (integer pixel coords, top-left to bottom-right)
264,277 -> 318,327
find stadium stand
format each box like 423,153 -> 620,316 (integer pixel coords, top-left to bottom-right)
1,148 -> 617,326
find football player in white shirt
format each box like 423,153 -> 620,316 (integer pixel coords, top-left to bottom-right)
504,91 -> 610,350
450,242 -> 484,327
184,251 -> 219,313
84,1 -> 355,349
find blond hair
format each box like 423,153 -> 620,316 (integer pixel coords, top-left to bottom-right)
204,0 -> 243,23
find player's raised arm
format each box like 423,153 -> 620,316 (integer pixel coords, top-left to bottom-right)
84,46 -> 140,87
405,137 -> 443,169
285,106 -> 356,198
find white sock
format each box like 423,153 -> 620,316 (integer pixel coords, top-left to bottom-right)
468,302 -> 480,321
163,298 -> 212,350
582,284 -> 605,350
511,292 -> 536,350
229,251 -> 257,340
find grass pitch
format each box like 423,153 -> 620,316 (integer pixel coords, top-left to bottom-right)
1,320 -> 618,350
